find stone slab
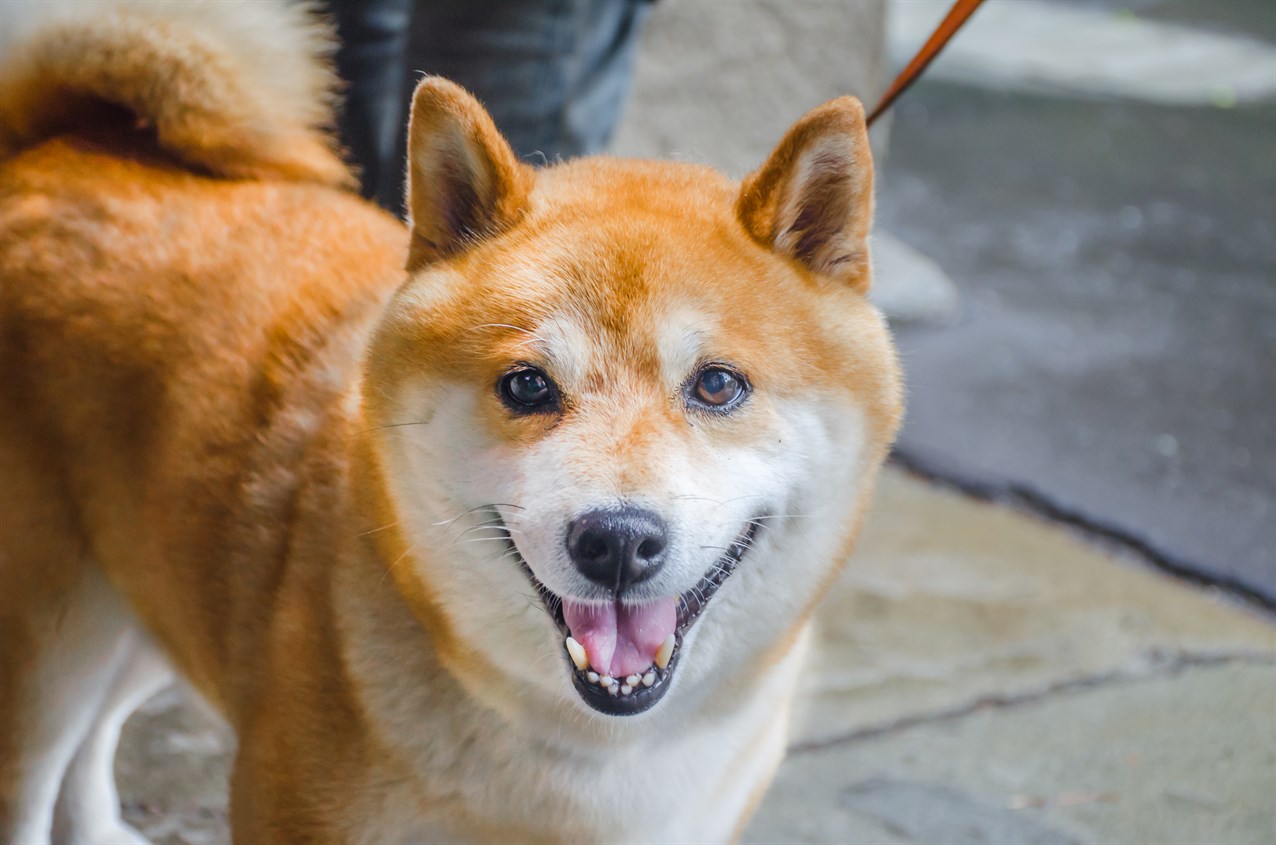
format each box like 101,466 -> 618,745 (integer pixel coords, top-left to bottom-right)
611,0 -> 890,176
747,662 -> 1276,845
791,470 -> 1276,747
870,231 -> 962,326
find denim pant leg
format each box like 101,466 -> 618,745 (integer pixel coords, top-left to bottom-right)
326,0 -> 413,207
329,0 -> 650,213
406,0 -> 652,165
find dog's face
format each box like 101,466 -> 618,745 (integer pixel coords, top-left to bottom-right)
362,80 -> 901,722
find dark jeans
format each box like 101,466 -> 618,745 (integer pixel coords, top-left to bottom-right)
328,0 -> 651,213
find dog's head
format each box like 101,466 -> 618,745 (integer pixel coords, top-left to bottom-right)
360,79 -> 901,721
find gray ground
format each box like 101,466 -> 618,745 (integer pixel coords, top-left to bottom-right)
883,69 -> 1276,604
108,0 -> 1276,842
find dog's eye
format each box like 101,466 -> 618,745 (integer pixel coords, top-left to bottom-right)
499,367 -> 559,413
689,366 -> 748,410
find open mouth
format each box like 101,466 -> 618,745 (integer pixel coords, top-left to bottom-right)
511,521 -> 759,716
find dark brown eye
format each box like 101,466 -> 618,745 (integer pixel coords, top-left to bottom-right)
499,367 -> 559,413
690,366 -> 748,410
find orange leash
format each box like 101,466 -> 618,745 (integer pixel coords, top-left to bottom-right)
867,0 -> 988,127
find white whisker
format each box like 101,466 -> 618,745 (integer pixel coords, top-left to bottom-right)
357,520 -> 399,538
379,544 -> 416,588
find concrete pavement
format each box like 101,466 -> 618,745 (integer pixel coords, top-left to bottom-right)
750,663 -> 1276,845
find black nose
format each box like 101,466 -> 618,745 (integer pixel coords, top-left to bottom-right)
567,507 -> 669,593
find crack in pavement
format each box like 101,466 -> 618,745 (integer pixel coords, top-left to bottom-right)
787,650 -> 1276,755
889,447 -> 1276,614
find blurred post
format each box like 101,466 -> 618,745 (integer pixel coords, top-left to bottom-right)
612,0 -> 891,174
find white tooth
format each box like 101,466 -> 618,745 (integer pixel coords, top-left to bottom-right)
600,675 -> 615,688
608,684 -> 619,696
625,675 -> 640,686
586,671 -> 599,684
655,634 -> 676,670
565,637 -> 588,671
620,684 -> 633,695
642,671 -> 656,687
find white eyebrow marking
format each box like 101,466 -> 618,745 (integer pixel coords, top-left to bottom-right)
529,313 -> 595,387
656,309 -> 710,386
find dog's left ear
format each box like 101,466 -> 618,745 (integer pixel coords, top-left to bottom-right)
736,97 -> 874,293
405,77 -> 533,272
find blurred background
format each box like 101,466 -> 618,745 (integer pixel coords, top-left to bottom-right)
115,1 -> 1276,842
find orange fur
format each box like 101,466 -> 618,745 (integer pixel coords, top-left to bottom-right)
0,0 -> 350,186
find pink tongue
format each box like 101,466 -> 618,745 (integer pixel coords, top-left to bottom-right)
562,597 -> 676,678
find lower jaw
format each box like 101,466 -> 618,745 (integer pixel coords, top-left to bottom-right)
568,637 -> 682,716
516,521 -> 759,717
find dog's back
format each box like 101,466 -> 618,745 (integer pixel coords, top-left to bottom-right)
0,4 -> 404,840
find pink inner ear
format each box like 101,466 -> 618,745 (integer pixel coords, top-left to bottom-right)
410,128 -> 497,260
781,150 -> 856,264
437,152 -> 489,243
775,141 -> 868,280
736,97 -> 874,290
404,78 -> 532,270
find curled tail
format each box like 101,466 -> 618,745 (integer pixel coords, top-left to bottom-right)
0,0 -> 352,186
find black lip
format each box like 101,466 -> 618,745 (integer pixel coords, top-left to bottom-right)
511,520 -> 759,717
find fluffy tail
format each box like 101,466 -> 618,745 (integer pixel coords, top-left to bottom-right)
0,0 -> 352,186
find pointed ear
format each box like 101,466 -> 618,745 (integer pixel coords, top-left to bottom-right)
405,77 -> 533,271
736,97 -> 875,292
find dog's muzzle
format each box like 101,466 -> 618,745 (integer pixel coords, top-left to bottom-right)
511,519 -> 760,716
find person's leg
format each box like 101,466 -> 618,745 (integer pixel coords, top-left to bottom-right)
406,0 -> 652,163
326,0 -> 413,209
328,0 -> 650,212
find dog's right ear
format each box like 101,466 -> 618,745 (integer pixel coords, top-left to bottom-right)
404,78 -> 533,272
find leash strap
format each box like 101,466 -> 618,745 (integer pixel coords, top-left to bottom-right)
866,0 -> 988,126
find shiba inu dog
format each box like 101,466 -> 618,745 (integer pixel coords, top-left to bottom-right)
0,1 -> 902,842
